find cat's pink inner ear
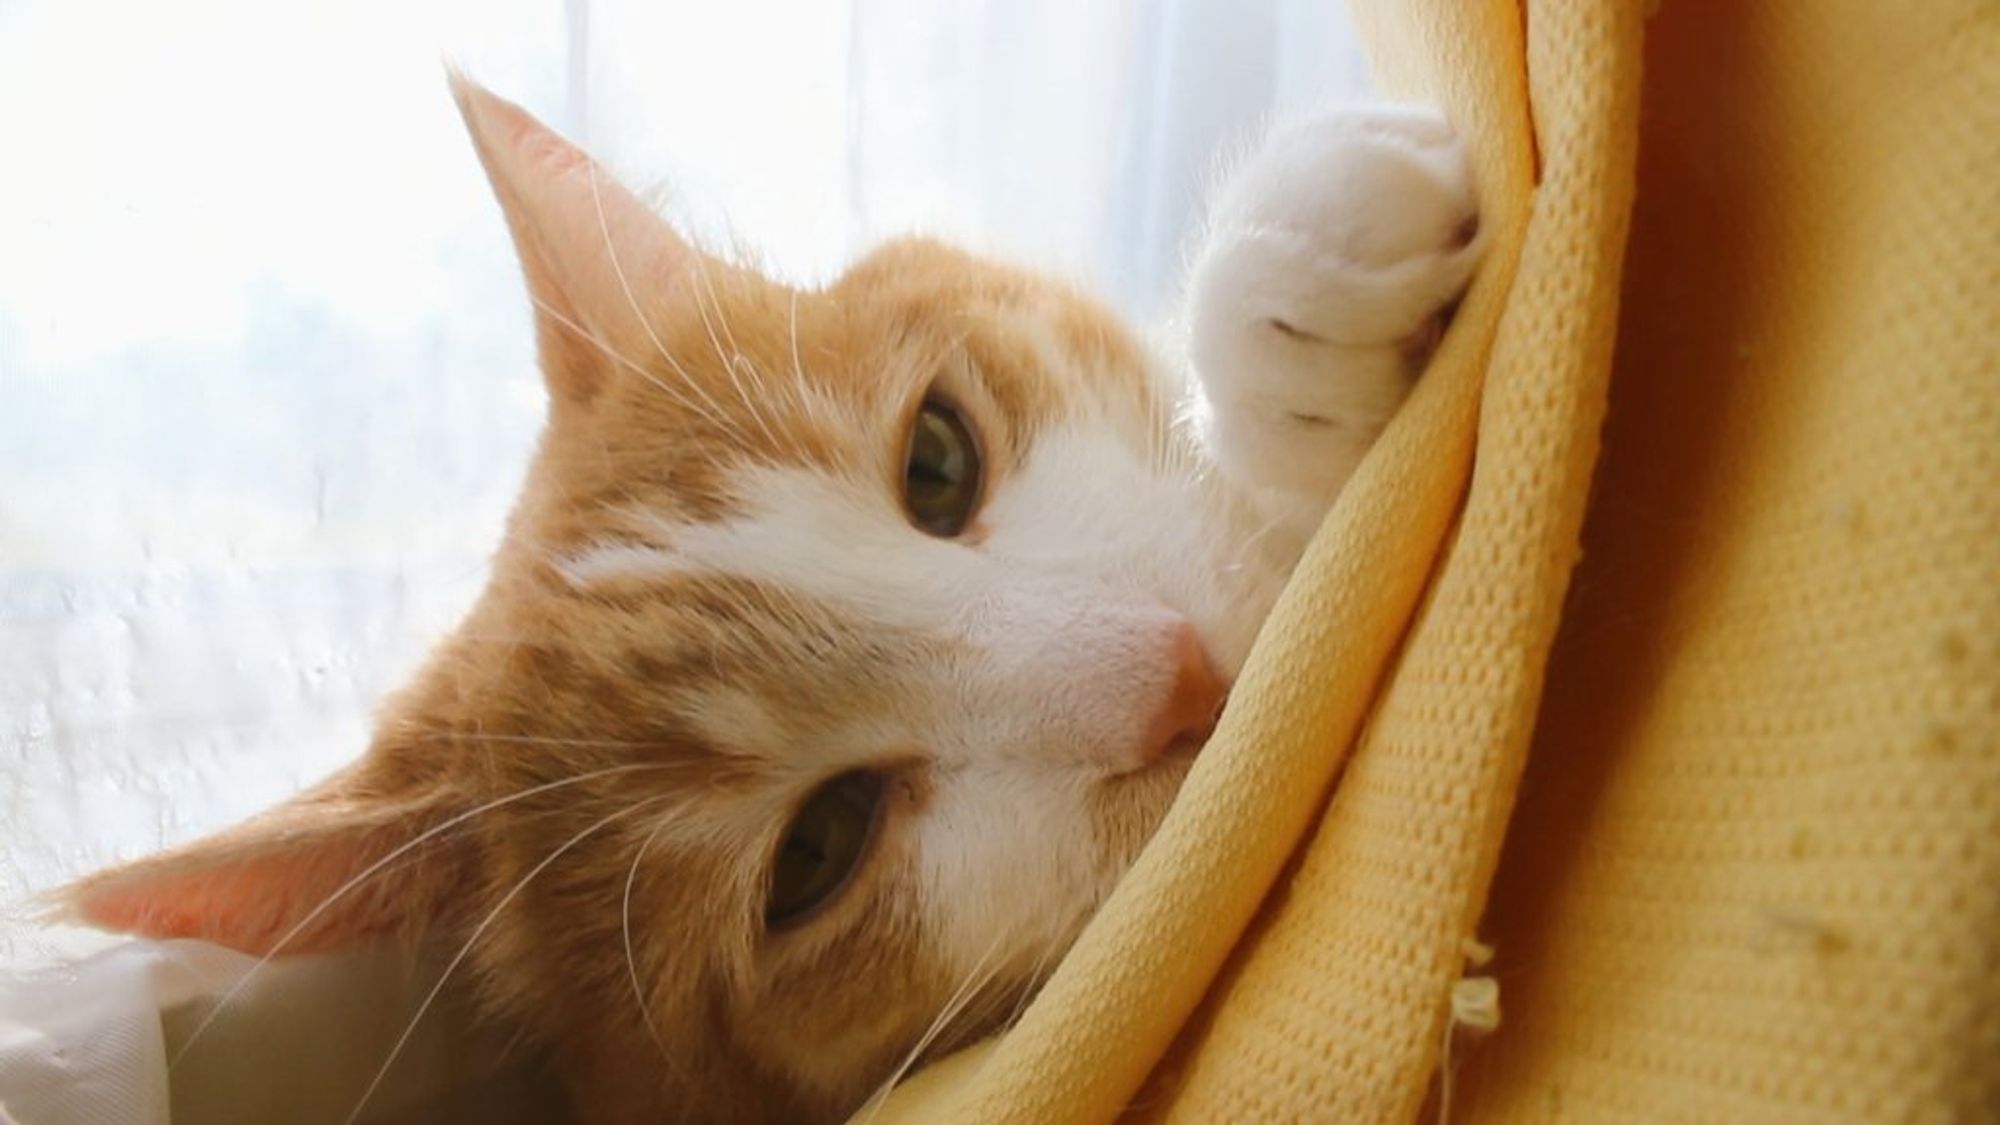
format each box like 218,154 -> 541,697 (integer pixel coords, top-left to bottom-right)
63,786 -> 458,957
448,69 -> 693,403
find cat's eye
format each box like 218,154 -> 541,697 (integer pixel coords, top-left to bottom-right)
903,399 -> 982,537
766,771 -> 884,928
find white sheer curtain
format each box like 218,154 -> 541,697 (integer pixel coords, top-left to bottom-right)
0,0 -> 1368,974
584,0 -> 1371,310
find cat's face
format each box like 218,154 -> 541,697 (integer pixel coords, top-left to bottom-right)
68,78 -> 1268,1123
463,232 -> 1235,1115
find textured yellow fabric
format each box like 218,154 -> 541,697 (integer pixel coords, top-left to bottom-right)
1462,2 -> 2000,1121
864,0 -> 1998,1121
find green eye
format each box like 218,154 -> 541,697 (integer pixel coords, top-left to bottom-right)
904,399 -> 982,537
767,772 -> 884,928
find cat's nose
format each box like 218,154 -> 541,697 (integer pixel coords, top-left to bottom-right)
1138,623 -> 1228,765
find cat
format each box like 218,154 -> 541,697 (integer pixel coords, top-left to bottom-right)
59,72 -> 1481,1124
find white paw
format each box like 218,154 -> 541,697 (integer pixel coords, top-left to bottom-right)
1195,105 -> 1481,359
1185,105 -> 1482,501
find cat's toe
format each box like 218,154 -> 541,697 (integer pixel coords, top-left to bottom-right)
1202,106 -> 1483,350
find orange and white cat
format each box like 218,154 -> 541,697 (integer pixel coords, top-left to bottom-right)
62,74 -> 1480,1123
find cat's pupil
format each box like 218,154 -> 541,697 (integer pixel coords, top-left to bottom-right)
903,400 -> 980,537
766,771 -> 883,928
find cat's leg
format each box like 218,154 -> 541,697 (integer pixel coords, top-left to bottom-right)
1186,106 -> 1481,532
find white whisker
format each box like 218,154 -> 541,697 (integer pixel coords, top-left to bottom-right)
527,292 -> 730,435
698,253 -> 744,358
428,731 -> 673,750
582,164 -> 748,440
169,763 -> 680,1068
1000,939 -> 1060,1032
689,256 -> 788,453
786,289 -> 807,389
857,932 -> 1009,1124
342,795 -> 668,1125
622,810 -> 679,1079
1227,510 -> 1289,575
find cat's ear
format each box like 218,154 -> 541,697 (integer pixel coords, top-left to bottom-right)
57,766 -> 464,956
448,69 -> 694,405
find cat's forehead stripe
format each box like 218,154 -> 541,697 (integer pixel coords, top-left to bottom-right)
551,466 -> 965,636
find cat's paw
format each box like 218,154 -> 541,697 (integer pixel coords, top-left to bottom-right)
1186,105 -> 1481,503
1194,106 -> 1481,356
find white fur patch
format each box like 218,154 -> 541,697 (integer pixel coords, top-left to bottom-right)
554,541 -> 680,588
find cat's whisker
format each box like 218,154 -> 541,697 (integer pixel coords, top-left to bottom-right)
1151,401 -> 1171,477
878,946 -> 1010,1111
688,256 -> 790,455
999,937 -> 1061,1033
694,253 -> 747,360
857,931 -> 1010,1124
718,351 -> 790,458
168,763 -> 680,1069
1148,388 -> 1188,477
1227,510 -> 1290,575
773,291 -> 823,441
582,164 -> 751,443
621,810 -> 680,1080
705,270 -> 806,450
437,731 -> 681,751
786,289 -> 807,389
1139,401 -> 1157,475
732,352 -> 796,458
342,795 -> 669,1125
1164,404 -> 1190,477
526,291 -> 741,441
950,938 -> 1066,1096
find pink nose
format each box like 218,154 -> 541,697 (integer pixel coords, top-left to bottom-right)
1138,623 -> 1228,765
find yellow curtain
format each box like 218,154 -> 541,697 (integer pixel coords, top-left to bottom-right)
866,0 -> 1998,1120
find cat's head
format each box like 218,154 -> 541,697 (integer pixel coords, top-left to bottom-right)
63,76 -> 1240,1122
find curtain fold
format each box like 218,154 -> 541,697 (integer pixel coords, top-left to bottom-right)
1463,2 -> 2000,1118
